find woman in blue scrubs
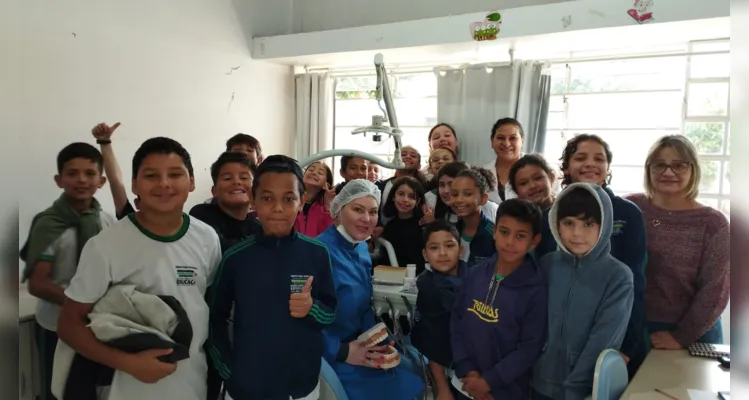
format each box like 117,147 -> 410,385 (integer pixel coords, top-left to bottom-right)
317,179 -> 424,400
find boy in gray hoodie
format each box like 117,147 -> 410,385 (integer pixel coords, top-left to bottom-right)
532,183 -> 634,400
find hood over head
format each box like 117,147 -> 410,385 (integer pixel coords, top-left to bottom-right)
548,182 -> 612,260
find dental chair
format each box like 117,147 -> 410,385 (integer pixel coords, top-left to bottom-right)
318,237 -> 428,400
319,357 -> 350,400
591,349 -> 629,400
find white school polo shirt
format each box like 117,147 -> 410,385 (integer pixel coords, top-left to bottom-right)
65,214 -> 221,400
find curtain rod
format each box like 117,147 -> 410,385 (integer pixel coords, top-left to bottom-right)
304,48 -> 729,77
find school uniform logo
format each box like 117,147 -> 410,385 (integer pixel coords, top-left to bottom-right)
612,220 -> 626,236
176,266 -> 198,286
467,299 -> 499,323
290,274 -> 313,293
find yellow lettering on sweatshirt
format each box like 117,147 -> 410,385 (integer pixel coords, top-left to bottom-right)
467,299 -> 499,323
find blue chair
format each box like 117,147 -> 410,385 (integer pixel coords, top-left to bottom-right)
592,349 -> 629,400
319,357 -> 350,400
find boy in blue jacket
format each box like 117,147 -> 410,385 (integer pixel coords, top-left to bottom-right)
535,134 -> 646,376
532,183 -> 634,400
208,155 -> 337,400
411,220 -> 468,399
451,199 -> 547,400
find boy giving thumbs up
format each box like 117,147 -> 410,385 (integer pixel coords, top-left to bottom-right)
207,155 -> 337,400
290,276 -> 314,317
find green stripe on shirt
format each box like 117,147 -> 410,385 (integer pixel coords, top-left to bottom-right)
207,238 -> 257,380
297,235 -> 337,322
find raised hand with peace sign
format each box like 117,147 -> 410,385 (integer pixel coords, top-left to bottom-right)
323,185 -> 336,212
290,277 -> 314,318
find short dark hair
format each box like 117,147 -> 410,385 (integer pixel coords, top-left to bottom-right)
454,166 -> 497,195
509,153 -> 555,191
491,117 -> 525,140
422,219 -> 460,247
436,161 -> 468,182
559,134 -> 613,187
210,152 -> 256,184
334,181 -> 347,195
340,156 -> 366,172
556,186 -> 601,225
226,133 -> 262,155
57,142 -> 103,174
495,198 -> 542,236
383,176 -> 426,219
253,154 -> 304,197
132,137 -> 194,178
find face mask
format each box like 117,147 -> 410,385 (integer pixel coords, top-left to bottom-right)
337,224 -> 361,244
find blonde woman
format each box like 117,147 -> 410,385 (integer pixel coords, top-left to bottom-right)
626,135 -> 729,350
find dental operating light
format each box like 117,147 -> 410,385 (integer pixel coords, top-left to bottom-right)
298,53 -> 406,169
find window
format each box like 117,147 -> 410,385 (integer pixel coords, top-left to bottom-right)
544,40 -> 730,215
333,73 -> 437,182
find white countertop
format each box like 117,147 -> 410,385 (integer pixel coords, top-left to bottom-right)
621,349 -> 730,399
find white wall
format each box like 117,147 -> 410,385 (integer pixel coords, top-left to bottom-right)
229,0 -> 566,36
231,0 -> 295,38
289,0 -> 566,33
253,0 -> 729,62
8,0 -> 293,273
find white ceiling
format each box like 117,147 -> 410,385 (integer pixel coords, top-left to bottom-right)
271,17 -> 729,69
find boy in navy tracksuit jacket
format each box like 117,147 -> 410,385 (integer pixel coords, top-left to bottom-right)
410,220 -> 468,398
208,155 -> 337,400
536,185 -> 646,376
532,183 -> 633,400
451,199 -> 547,400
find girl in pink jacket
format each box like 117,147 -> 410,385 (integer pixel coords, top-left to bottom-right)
295,161 -> 336,237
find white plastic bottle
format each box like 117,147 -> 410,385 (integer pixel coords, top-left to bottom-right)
403,264 -> 418,294
406,264 -> 417,278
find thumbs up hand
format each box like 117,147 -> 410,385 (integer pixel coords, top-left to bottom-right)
92,122 -> 121,140
290,277 -> 314,318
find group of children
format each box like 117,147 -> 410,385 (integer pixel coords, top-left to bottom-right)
22,124 -> 339,399
21,119 -> 638,400
409,185 -> 633,400
328,147 -> 501,276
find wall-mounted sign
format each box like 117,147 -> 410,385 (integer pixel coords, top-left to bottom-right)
627,0 -> 654,24
470,12 -> 502,41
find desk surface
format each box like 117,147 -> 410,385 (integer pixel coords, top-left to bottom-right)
621,349 -> 730,399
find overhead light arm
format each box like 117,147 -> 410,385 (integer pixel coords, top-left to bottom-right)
298,53 -> 406,169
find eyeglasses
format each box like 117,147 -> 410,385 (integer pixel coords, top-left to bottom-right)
649,161 -> 691,175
